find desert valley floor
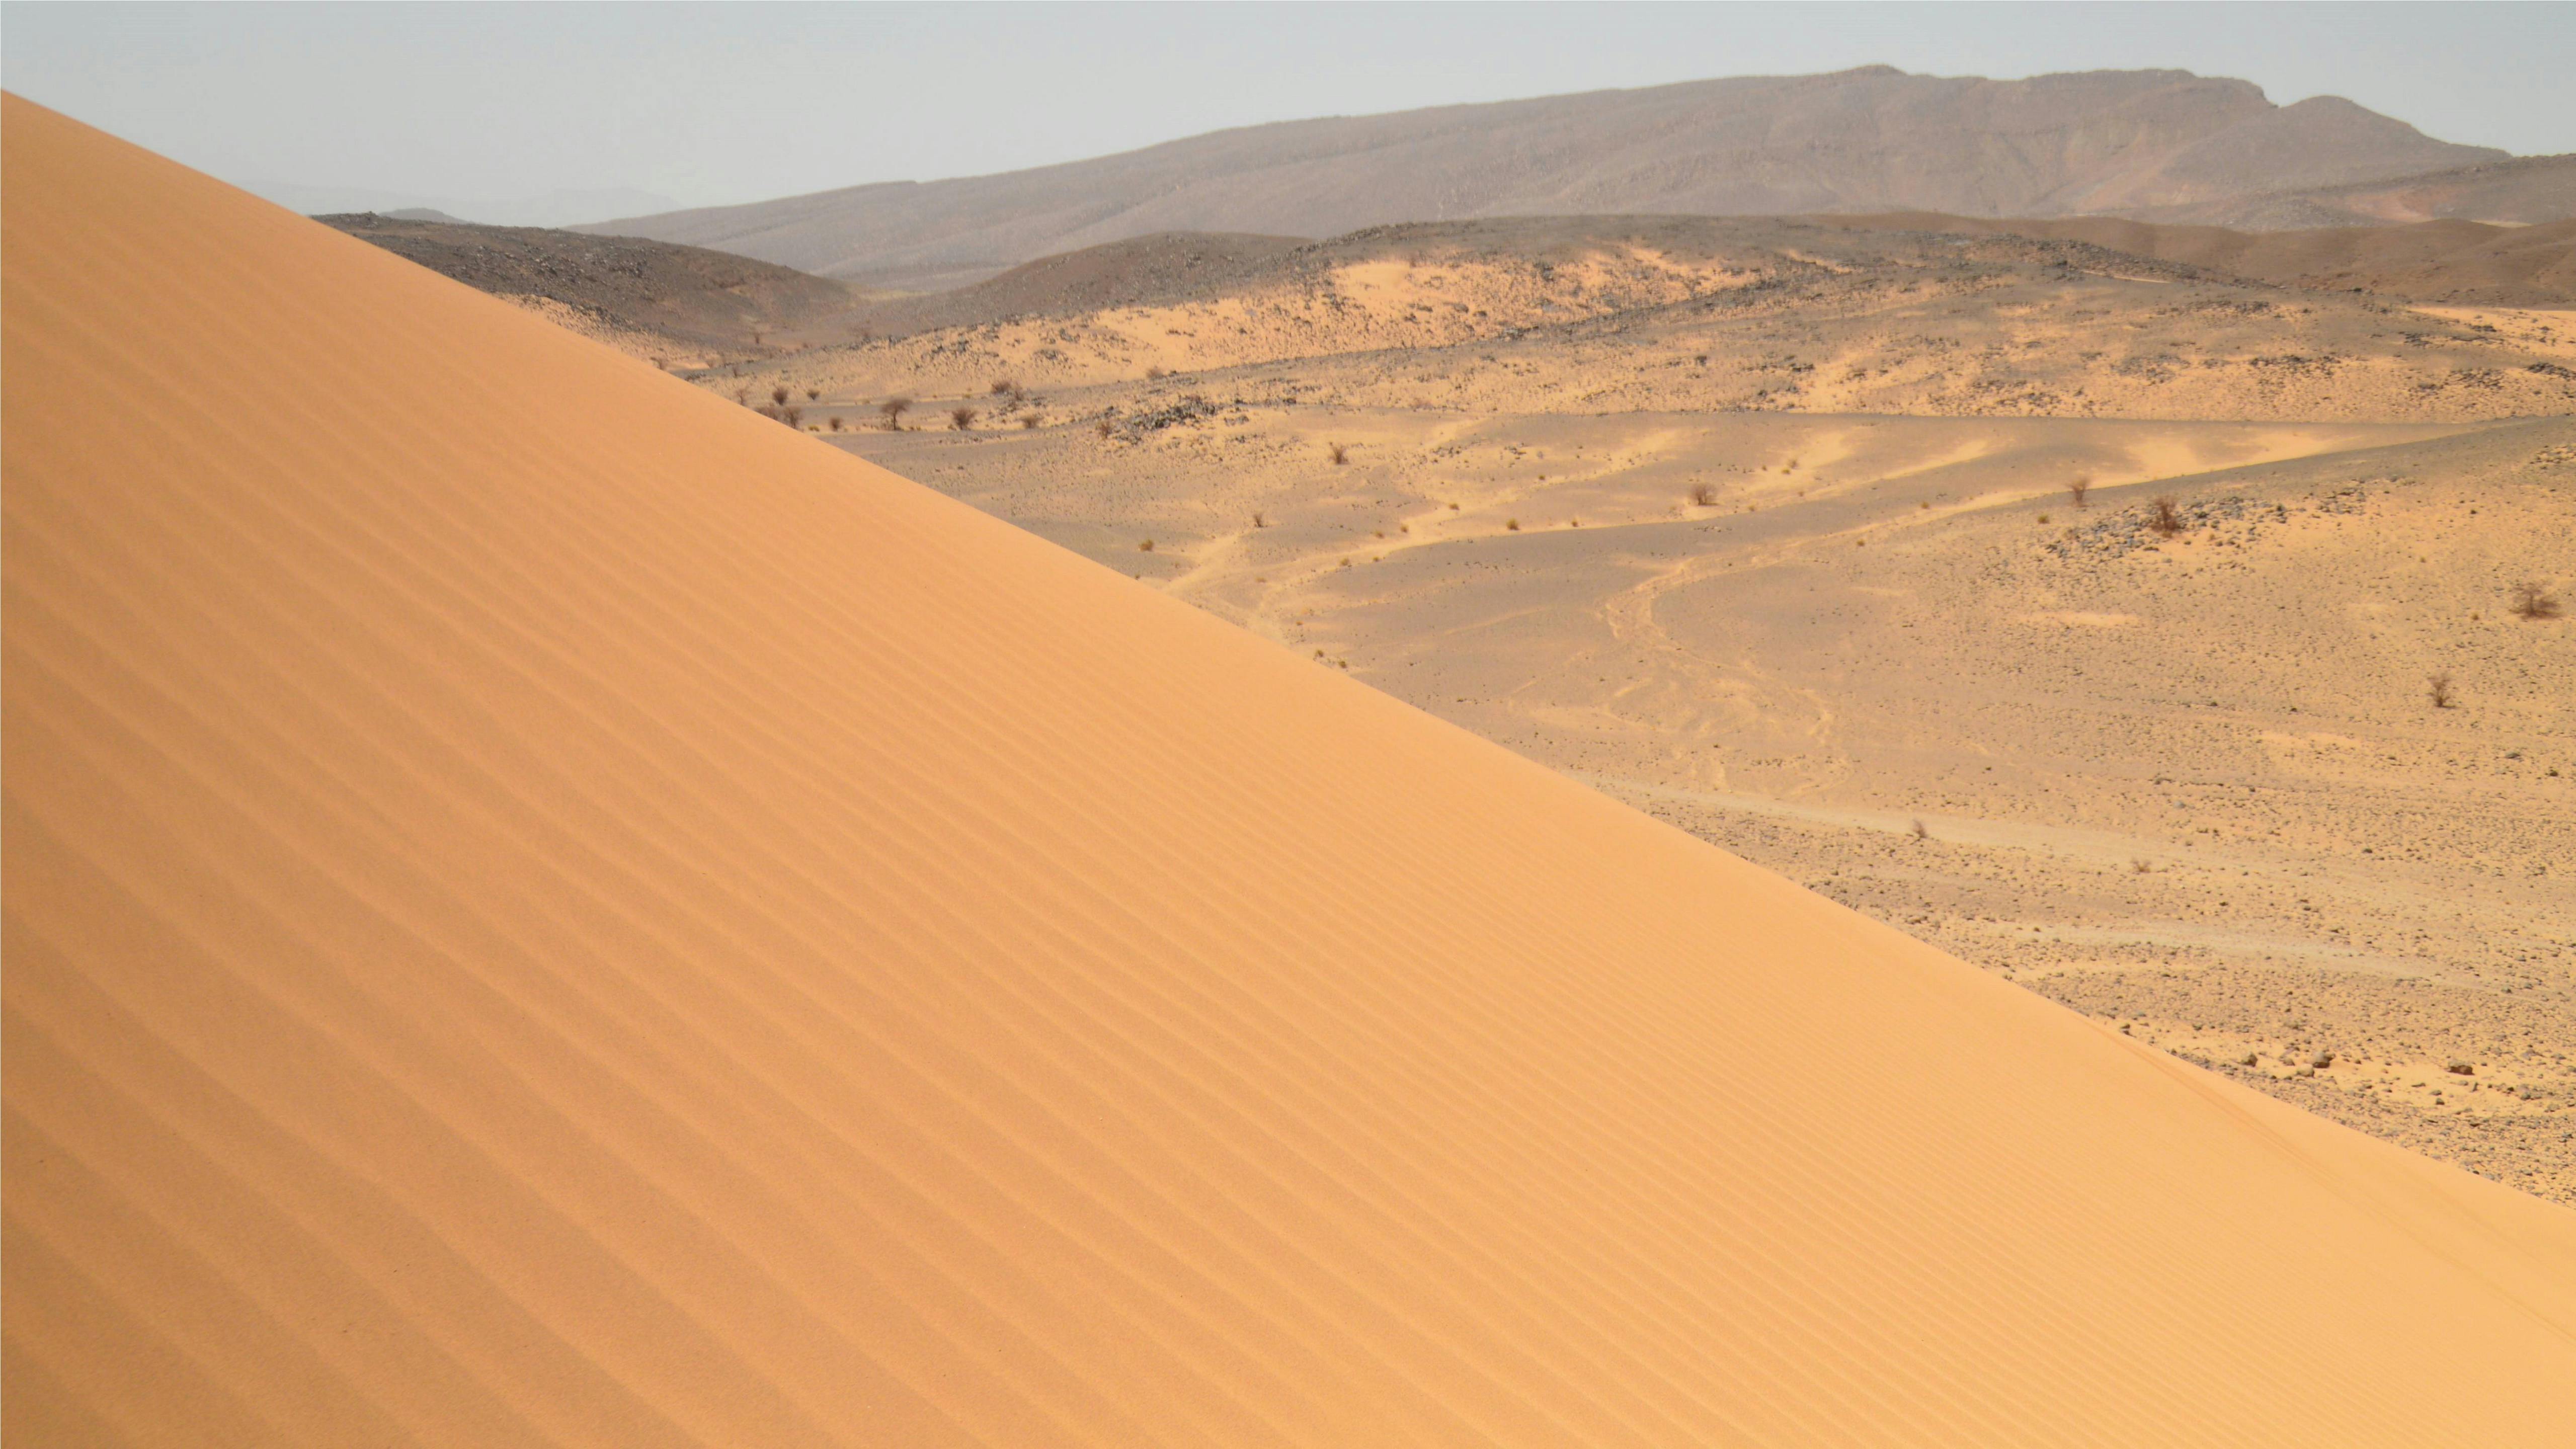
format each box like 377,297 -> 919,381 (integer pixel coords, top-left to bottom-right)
694,221 -> 2576,1204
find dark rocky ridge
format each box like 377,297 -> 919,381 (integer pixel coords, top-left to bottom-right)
319,212 -> 864,360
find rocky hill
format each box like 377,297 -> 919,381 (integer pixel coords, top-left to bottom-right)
320,211 -> 866,365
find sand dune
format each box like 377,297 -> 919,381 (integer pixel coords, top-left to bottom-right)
9,92 -> 2576,1448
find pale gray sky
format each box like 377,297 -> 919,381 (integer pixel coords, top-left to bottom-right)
7,2 -> 2573,225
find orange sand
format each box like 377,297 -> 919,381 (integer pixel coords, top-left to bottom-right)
7,96 -> 2574,1446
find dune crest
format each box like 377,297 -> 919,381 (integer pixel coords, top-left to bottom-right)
7,95 -> 2576,1446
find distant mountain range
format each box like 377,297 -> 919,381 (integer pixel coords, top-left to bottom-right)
579,66 -> 2544,291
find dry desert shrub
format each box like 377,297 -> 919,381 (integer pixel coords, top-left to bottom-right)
990,377 -> 1018,397
1909,818 -> 1929,841
2150,496 -> 2183,536
771,385 -> 790,407
2069,475 -> 2092,508
950,406 -> 977,431
1328,442 -> 1349,466
1505,518 -> 1520,531
805,386 -> 821,401
734,385 -> 751,404
2510,582 -> 2562,620
780,406 -> 802,428
1251,511 -> 1267,529
2428,672 -> 2456,709
1138,539 -> 1154,552
1689,484 -> 1717,507
879,396 -> 911,429
826,416 -> 841,432
1019,414 -> 1040,430
1094,419 -> 1115,439
1145,366 -> 1166,380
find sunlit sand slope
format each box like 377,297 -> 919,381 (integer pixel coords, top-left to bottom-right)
8,96 -> 2575,1447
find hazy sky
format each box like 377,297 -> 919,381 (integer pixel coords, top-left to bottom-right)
8,1 -> 2574,223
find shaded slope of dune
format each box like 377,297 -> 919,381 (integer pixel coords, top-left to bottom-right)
7,95 -> 2576,1447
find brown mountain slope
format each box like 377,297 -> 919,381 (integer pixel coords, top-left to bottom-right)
11,95 -> 2576,1448
587,67 -> 2498,289
319,211 -> 866,365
